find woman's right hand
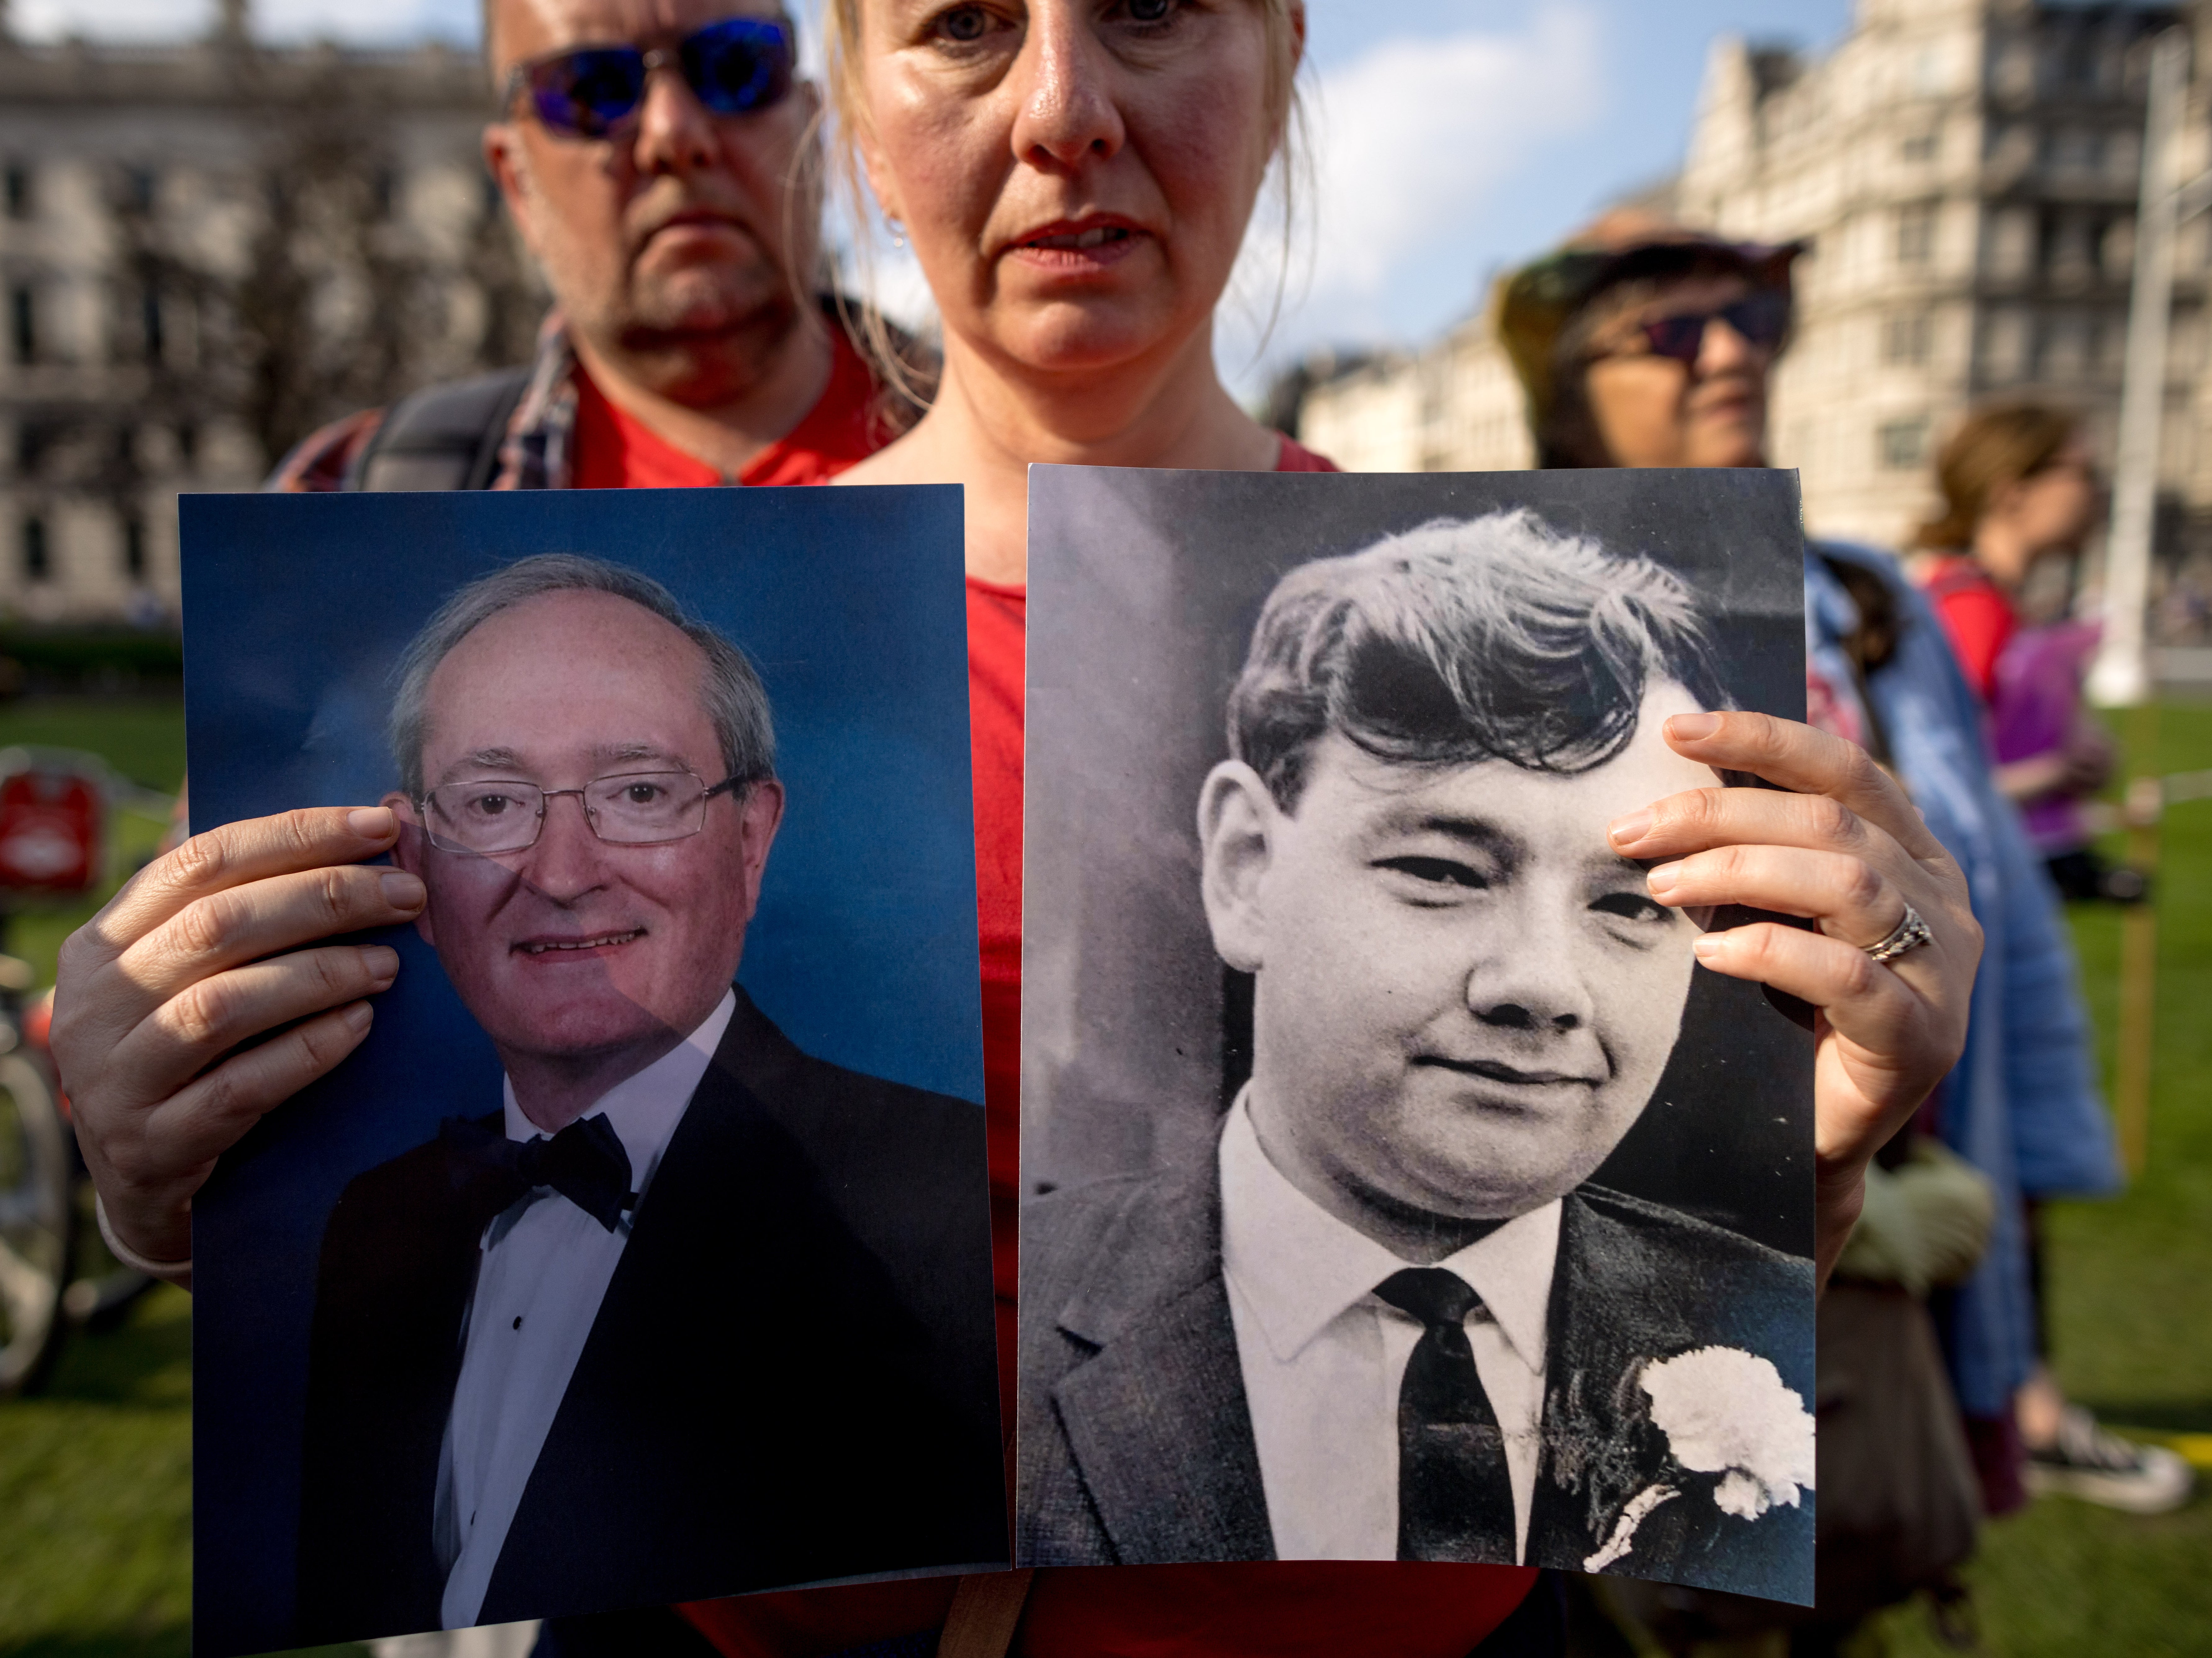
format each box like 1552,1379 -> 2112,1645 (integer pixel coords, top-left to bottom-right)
51,806 -> 426,1283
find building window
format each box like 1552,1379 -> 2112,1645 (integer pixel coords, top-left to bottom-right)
2102,215 -> 2135,279
141,282 -> 164,365
1885,313 -> 1933,365
1901,132 -> 1938,163
3,164 -> 29,221
2037,207 -> 2104,278
175,422 -> 197,470
2035,316 -> 2089,383
122,514 -> 147,581
1897,203 -> 1938,266
9,286 -> 33,365
1979,310 -> 2030,382
2042,129 -> 2107,174
1879,418 -> 1929,471
123,166 -> 156,215
22,514 -> 49,584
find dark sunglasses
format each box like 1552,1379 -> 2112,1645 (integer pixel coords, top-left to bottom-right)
505,15 -> 795,139
1618,291 -> 1792,365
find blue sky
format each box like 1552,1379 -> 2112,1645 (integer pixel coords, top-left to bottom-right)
25,0 -> 1856,386
1276,1 -> 1852,358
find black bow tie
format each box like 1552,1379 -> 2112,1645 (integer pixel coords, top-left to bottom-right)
442,1112 -> 638,1233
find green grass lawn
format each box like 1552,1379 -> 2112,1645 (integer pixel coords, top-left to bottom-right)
0,1288 -> 194,1657
0,699 -> 359,1658
0,696 -> 2206,1655
1882,702 -> 2212,1658
0,697 -> 187,992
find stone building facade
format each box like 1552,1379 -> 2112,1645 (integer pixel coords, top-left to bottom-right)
0,2 -> 537,624
1299,0 -> 2205,568
1296,325 -> 1534,476
1682,0 -> 2193,549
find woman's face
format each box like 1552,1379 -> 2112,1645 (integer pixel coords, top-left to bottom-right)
1992,440 -> 2101,563
1580,274 -> 1773,470
855,0 -> 1285,381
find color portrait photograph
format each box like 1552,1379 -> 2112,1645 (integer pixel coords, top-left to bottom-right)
179,487 -> 1003,1655
1017,465 -> 1818,1604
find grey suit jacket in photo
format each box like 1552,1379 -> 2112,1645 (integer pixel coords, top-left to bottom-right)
1017,1141 -> 1815,1604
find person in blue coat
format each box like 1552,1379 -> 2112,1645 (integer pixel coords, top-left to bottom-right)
1494,207 -> 2183,1523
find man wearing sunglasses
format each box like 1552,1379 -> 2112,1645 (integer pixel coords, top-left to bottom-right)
273,0 -> 897,495
292,558 -> 1004,1644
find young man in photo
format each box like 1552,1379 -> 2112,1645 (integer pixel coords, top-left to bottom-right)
292,556 -> 1001,1643
1018,511 -> 1814,1597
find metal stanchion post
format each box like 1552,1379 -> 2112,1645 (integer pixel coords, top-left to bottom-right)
2114,710 -> 2162,1176
2087,27 -> 2190,1174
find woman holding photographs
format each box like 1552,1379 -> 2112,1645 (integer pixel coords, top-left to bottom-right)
719,3 -> 1970,1643
54,2 -> 1980,1655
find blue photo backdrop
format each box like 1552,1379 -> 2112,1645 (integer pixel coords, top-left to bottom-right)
181,486 -> 981,1654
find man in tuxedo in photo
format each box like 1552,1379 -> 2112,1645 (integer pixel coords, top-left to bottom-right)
294,555 -> 1003,1643
1018,512 -> 1815,1599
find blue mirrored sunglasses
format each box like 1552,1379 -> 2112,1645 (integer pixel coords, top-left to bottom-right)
505,15 -> 795,138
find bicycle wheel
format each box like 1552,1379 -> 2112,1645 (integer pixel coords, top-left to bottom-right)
0,1049 -> 73,1396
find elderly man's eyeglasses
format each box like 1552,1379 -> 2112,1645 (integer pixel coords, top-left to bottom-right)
504,16 -> 795,139
419,771 -> 746,856
1605,292 -> 1792,366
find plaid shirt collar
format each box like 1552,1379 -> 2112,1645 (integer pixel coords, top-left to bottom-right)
490,312 -> 583,491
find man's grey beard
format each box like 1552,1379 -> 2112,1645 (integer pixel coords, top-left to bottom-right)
612,252 -> 801,345
591,263 -> 814,405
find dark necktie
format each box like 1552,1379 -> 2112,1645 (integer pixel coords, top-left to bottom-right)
1375,1266 -> 1518,1563
441,1112 -> 638,1232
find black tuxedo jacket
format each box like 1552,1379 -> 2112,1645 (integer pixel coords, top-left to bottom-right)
294,988 -> 1005,1646
1017,1143 -> 1814,1604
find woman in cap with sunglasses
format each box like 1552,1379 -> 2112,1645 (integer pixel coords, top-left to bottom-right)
1496,208 -> 1798,474
54,8 -> 1979,1657
1499,215 -> 2169,1638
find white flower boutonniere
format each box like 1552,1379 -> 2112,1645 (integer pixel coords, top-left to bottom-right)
1583,1345 -> 1816,1573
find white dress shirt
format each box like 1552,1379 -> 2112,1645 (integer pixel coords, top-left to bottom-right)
1217,1093 -> 1562,1563
434,991 -> 736,1630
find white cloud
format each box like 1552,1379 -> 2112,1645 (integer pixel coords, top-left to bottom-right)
14,0 -> 478,45
1219,1 -> 1604,386
1306,5 -> 1601,305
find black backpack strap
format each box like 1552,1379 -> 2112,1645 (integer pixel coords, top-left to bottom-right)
343,366 -> 532,492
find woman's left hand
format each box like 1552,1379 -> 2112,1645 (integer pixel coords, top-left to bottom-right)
1607,710 -> 1982,1288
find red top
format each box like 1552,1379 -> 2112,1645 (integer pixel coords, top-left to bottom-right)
572,328 -> 884,490
1915,554 -> 2017,704
683,433 -> 1533,1655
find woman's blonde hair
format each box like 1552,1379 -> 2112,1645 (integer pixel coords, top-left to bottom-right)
1914,401 -> 2081,551
811,0 -> 1313,406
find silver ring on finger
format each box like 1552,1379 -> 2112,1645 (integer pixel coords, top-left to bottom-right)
1864,900 -> 1933,966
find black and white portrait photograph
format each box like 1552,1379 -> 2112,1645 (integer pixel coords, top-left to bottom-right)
1017,466 -> 1817,1604
181,488 -> 1003,1655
